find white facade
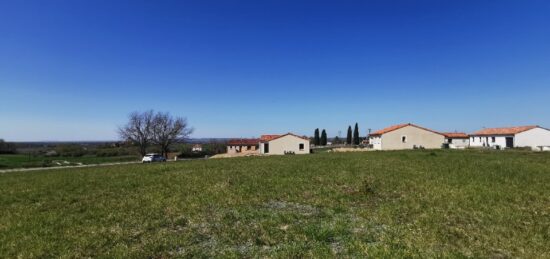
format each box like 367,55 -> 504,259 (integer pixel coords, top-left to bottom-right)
515,127 -> 550,150
259,134 -> 310,155
469,127 -> 550,150
469,135 -> 511,148
369,136 -> 382,150
192,145 -> 202,152
446,138 -> 469,149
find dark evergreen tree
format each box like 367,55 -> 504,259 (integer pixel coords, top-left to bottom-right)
333,136 -> 341,144
314,128 -> 320,146
353,123 -> 360,145
321,129 -> 327,146
346,126 -> 352,145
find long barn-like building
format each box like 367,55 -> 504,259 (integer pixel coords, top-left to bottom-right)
469,126 -> 550,150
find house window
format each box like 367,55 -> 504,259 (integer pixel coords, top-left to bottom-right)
448,139 -> 453,144
247,145 -> 251,150
491,137 -> 495,143
401,136 -> 407,143
299,143 -> 304,150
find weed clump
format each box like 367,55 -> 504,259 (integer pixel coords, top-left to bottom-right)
362,176 -> 377,195
173,216 -> 189,227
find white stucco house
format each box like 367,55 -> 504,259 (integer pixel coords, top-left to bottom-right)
192,144 -> 203,152
442,132 -> 470,149
469,125 -> 550,150
259,133 -> 310,155
368,123 -> 445,150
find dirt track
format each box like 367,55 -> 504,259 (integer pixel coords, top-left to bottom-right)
0,161 -> 141,174
0,158 -> 209,174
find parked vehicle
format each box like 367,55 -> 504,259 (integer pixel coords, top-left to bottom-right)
142,153 -> 166,163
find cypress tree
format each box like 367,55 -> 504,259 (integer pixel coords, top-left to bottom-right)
321,129 -> 327,146
353,123 -> 360,145
346,126 -> 352,145
314,128 -> 320,146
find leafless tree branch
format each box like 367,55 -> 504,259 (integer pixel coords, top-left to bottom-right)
151,111 -> 193,158
118,110 -> 154,156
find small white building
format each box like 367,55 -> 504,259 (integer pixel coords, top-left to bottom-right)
191,144 -> 203,152
469,125 -> 550,150
259,133 -> 310,155
442,132 -> 470,149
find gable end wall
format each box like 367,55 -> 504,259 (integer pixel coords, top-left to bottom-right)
381,125 -> 444,150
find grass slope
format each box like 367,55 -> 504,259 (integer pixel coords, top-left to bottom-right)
0,154 -> 138,169
1,150 -> 549,257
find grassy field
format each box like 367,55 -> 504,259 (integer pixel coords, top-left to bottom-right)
0,154 -> 139,169
1,150 -> 549,257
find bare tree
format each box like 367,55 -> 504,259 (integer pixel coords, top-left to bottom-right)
118,110 -> 154,156
151,111 -> 193,158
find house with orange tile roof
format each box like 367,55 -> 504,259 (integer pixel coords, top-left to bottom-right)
442,132 -> 470,149
368,123 -> 445,150
226,133 -> 310,155
469,125 -> 550,150
259,133 -> 310,155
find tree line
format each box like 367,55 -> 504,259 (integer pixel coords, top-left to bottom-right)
0,139 -> 17,154
118,110 -> 193,157
313,122 -> 362,146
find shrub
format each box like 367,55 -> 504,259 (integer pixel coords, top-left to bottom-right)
95,147 -> 134,157
55,144 -> 86,157
178,151 -> 209,159
362,176 -> 377,195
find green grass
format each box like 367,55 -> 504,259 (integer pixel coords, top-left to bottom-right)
1,150 -> 549,257
0,154 -> 139,169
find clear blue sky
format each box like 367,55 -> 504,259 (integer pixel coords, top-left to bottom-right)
1,0 -> 549,141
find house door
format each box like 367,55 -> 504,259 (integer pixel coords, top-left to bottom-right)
505,137 -> 513,148
264,143 -> 269,153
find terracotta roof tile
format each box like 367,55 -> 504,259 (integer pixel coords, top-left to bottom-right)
227,138 -> 260,145
370,123 -> 443,136
260,135 -> 281,141
370,124 -> 409,136
260,133 -> 309,142
471,126 -> 537,136
442,132 -> 469,138
228,133 -> 309,145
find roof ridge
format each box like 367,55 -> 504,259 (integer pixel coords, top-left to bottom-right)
260,132 -> 309,142
370,123 -> 443,136
471,125 -> 538,136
